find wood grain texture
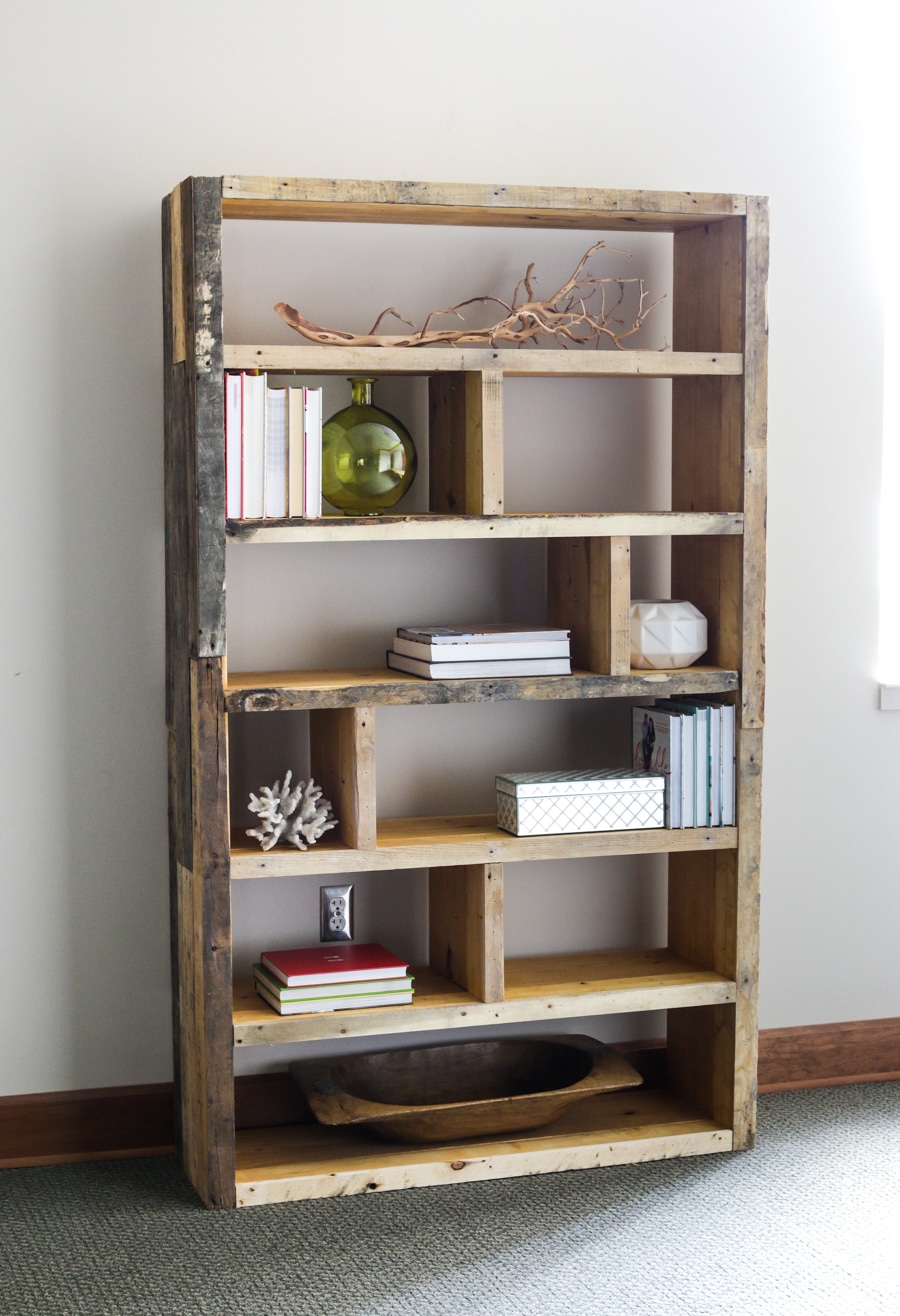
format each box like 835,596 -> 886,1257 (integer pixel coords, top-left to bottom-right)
225,344 -> 743,377
309,706 -> 377,849
227,511 -> 743,545
233,949 -> 734,1047
547,537 -> 631,674
429,864 -> 504,1002
229,818 -> 738,879
428,371 -> 503,514
189,177 -> 226,659
224,665 -> 739,713
740,197 -> 769,730
222,176 -> 746,229
233,1089 -> 730,1204
186,658 -> 235,1205
758,1018 -> 900,1092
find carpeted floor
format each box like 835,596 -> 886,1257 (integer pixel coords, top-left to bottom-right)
1,1083 -> 898,1316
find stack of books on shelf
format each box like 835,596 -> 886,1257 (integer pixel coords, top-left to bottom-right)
225,372 -> 322,520
631,699 -> 736,829
253,943 -> 413,1015
386,624 -> 572,680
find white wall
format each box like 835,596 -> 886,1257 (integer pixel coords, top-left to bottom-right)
1,0 -> 897,1096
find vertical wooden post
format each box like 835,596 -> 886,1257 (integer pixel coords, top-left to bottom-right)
309,707 -> 377,849
429,863 -> 504,1003
164,177 -> 235,1207
547,536 -> 631,674
668,203 -> 768,1151
429,370 -> 504,514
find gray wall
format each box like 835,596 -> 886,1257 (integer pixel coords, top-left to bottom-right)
1,1 -> 897,1095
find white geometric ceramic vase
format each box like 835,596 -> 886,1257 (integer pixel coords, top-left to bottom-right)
629,599 -> 708,670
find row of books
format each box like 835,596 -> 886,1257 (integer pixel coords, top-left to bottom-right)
254,942 -> 413,1016
225,372 -> 323,520
385,624 -> 572,680
632,699 -> 735,828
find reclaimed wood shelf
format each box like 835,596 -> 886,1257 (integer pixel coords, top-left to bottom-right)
227,510 -> 744,544
230,819 -> 738,878
224,344 -> 743,377
224,666 -> 740,713
234,950 -> 736,1047
165,174 -> 767,1208
234,1088 -> 732,1205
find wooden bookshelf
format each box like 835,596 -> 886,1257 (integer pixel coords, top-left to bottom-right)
164,175 -> 767,1208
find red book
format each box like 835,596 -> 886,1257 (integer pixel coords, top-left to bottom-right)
260,943 -> 409,988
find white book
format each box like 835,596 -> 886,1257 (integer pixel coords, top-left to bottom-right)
304,386 -> 322,517
225,373 -> 243,518
398,624 -> 570,645
265,387 -> 288,518
287,386 -> 306,518
654,701 -> 695,828
387,651 -> 571,680
393,635 -> 571,663
254,980 -> 413,1015
706,702 -> 722,826
632,706 -> 681,828
241,373 -> 266,519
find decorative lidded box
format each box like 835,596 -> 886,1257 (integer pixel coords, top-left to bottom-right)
496,768 -> 665,837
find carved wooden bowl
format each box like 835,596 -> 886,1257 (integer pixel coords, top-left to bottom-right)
290,1036 -> 643,1143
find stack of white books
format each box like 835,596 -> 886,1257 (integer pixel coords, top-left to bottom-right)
225,371 -> 322,520
386,624 -> 572,680
631,699 -> 736,828
254,943 -> 414,1016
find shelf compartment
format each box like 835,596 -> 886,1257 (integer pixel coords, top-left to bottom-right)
224,344 -> 743,378
233,948 -> 736,1046
233,1087 -> 732,1205
230,817 -> 737,878
227,510 -> 743,544
225,666 -> 739,713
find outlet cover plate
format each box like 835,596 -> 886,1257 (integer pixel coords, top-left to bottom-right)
320,884 -> 354,942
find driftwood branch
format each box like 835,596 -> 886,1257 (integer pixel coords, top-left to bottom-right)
274,241 -> 664,350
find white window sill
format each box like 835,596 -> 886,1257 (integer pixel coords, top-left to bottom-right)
879,685 -> 900,710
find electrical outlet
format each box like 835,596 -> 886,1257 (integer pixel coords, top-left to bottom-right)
320,884 -> 354,942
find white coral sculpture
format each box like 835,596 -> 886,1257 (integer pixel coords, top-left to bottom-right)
246,771 -> 338,851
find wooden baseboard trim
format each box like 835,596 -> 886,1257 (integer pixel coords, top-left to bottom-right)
2,1019 -> 898,1169
756,1017 -> 900,1094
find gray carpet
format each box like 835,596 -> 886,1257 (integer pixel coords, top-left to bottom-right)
1,1084 -> 899,1316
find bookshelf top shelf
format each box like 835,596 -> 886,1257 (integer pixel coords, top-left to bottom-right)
221,175 -> 748,231
223,346 -> 742,378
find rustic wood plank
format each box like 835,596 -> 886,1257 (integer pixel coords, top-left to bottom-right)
233,949 -> 734,1046
222,176 -> 746,230
169,184 -> 186,365
227,511 -> 744,545
233,1089 -> 730,1204
224,665 -> 739,713
428,371 -> 503,514
740,197 -> 769,730
230,816 -> 738,879
188,177 -> 226,659
547,538 -> 630,674
188,657 -> 235,1206
224,345 -> 743,377
429,864 -> 504,1002
309,706 -> 377,849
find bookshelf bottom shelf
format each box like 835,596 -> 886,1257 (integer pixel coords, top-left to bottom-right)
233,1089 -> 731,1205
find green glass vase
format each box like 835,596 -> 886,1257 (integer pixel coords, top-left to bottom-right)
321,377 -> 417,515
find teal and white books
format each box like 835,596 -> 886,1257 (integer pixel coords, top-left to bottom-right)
632,706 -> 682,828
656,698 -> 735,828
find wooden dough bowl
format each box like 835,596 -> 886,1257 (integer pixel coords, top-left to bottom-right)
290,1035 -> 643,1143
